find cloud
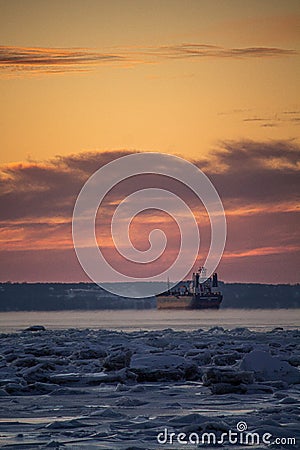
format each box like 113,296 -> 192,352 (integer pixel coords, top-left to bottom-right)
0,150 -> 138,221
0,46 -> 126,75
147,43 -> 296,59
196,139 -> 300,205
0,220 -> 71,251
282,110 -> 300,115
223,245 -> 300,259
0,141 -> 299,282
207,139 -> 300,171
219,109 -> 300,128
242,112 -> 300,128
1,141 -> 299,223
0,43 -> 296,77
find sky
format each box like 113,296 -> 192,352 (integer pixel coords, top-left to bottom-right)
0,0 -> 299,284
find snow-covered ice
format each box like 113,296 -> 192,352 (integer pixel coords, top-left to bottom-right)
0,327 -> 299,448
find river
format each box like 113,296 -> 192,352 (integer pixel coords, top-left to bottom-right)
0,308 -> 299,333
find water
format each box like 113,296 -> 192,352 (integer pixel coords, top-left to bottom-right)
0,309 -> 299,333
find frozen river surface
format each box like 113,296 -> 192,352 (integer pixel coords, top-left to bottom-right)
0,324 -> 299,449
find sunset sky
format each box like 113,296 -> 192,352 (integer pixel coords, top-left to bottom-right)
0,0 -> 299,284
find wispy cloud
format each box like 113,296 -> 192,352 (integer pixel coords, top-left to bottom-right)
0,43 -> 297,77
219,108 -> 300,128
145,43 -> 296,59
0,46 -> 126,76
243,114 -> 300,127
223,245 -> 300,259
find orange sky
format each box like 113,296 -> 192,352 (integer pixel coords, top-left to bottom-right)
0,0 -> 299,283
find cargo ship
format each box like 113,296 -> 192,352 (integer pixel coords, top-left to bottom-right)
156,267 -> 222,309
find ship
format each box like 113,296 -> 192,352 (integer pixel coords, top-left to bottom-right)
156,267 -> 222,309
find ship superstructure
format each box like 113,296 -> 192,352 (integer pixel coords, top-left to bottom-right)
156,267 -> 222,309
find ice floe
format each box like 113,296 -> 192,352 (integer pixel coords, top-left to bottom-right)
0,326 -> 298,448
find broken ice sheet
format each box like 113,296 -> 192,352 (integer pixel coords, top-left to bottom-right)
0,327 -> 299,448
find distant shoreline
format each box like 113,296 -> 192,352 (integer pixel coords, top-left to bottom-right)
0,282 -> 299,311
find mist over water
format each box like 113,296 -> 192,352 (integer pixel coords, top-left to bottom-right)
0,309 -> 299,333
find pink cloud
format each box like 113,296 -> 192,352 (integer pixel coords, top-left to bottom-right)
0,141 -> 299,283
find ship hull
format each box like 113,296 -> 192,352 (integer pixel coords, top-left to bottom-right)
156,294 -> 222,310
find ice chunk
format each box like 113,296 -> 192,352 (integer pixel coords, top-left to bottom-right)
130,353 -> 198,381
44,441 -> 62,448
212,352 -> 241,366
167,413 -> 208,426
46,418 -> 90,429
73,347 -> 107,359
279,396 -> 298,404
209,383 -> 248,394
115,396 -> 148,407
90,408 -> 125,418
240,350 -> 300,384
103,348 -> 132,371
203,367 -> 254,386
24,325 -> 46,332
